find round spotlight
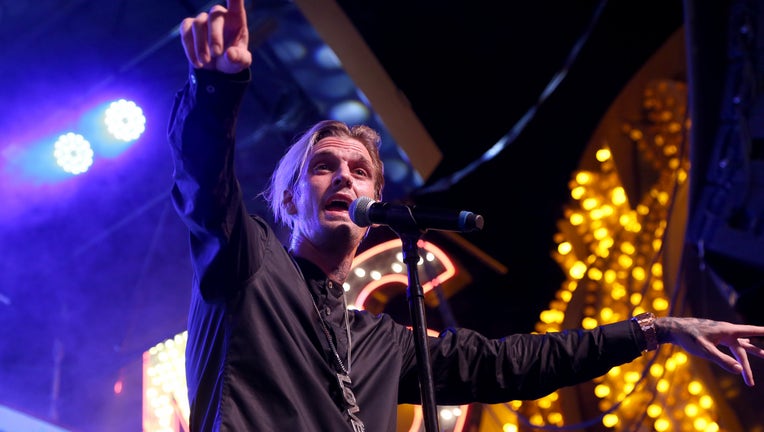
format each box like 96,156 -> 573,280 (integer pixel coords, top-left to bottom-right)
53,132 -> 94,175
104,99 -> 146,142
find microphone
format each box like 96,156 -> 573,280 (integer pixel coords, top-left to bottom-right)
349,197 -> 485,233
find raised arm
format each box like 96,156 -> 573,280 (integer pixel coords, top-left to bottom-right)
179,0 -> 252,73
169,1 -> 258,300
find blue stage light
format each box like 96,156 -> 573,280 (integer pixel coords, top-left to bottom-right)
329,99 -> 369,124
53,132 -> 94,175
103,99 -> 146,142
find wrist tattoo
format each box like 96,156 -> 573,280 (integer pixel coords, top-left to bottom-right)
656,317 -> 715,344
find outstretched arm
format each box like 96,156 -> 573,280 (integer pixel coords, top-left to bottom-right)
657,317 -> 764,386
179,0 -> 252,73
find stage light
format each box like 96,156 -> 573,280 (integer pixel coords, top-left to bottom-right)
103,99 -> 145,142
329,99 -> 369,124
53,132 -> 94,175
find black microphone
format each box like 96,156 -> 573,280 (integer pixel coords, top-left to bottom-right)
349,197 -> 485,233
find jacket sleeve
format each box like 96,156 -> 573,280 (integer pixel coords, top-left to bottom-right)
167,67 -> 262,301
398,320 -> 644,405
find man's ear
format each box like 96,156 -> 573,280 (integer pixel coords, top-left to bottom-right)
282,190 -> 297,215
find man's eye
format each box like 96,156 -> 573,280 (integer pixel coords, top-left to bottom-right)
354,168 -> 369,177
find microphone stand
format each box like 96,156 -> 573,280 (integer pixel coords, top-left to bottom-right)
392,227 -> 440,432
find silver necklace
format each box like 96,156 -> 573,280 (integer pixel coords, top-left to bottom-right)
307,288 -> 352,374
290,252 -> 365,431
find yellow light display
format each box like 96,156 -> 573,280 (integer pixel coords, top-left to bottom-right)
477,76 -> 740,432
142,331 -> 190,432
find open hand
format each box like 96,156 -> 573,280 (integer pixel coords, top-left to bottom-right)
657,317 -> 764,386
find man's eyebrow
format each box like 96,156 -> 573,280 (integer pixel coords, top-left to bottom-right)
308,151 -> 332,160
356,157 -> 373,168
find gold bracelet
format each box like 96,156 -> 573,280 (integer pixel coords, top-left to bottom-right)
633,312 -> 658,352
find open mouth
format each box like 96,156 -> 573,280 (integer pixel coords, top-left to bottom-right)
325,199 -> 350,212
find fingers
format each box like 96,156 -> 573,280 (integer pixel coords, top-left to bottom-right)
180,14 -> 213,68
730,343 -> 753,386
208,5 -> 227,58
222,46 -> 253,73
719,337 -> 763,387
734,325 -> 764,338
180,16 -> 209,68
703,341 -> 742,374
179,4 -> 250,72
739,338 -> 764,365
666,318 -> 764,387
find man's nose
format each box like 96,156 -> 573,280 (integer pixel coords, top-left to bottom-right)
333,166 -> 353,187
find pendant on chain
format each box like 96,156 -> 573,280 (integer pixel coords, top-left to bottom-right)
336,372 -> 365,432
